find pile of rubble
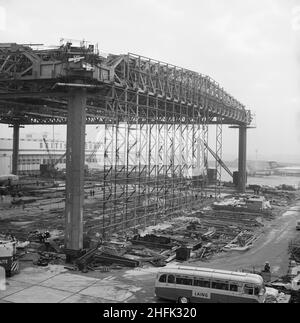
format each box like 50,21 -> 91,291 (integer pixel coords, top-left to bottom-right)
212,195 -> 272,214
0,207 -> 263,277
65,211 -> 262,273
2,191 -> 290,276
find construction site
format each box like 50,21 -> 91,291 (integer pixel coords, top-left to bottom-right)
0,40 -> 300,304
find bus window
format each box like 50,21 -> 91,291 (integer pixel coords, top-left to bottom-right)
244,284 -> 254,295
229,284 -> 238,292
254,287 -> 260,296
176,277 -> 193,286
212,281 -> 229,291
159,274 -> 167,283
194,279 -> 211,288
168,275 -> 175,284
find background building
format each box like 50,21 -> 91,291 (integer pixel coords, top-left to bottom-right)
0,133 -> 101,175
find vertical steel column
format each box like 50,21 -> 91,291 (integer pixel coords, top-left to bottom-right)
163,100 -> 168,217
179,103 -> 184,210
123,90 -> 130,230
191,106 -> 198,201
174,122 -> 181,211
166,121 -> 173,214
148,102 -> 157,225
215,119 -> 223,198
203,111 -> 209,189
134,93 -> 141,228
65,87 -> 87,251
203,78 -> 209,184
156,98 -> 163,224
12,124 -> 20,175
170,102 -> 176,214
144,96 -> 151,228
238,125 -> 247,193
139,101 -> 148,228
103,99 -> 115,236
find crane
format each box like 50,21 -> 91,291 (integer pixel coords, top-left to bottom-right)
43,138 -> 66,167
53,152 -> 67,167
42,138 -> 66,178
87,142 -> 102,163
43,138 -> 53,165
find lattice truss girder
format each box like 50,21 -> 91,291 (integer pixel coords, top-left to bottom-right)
114,54 -> 252,124
0,43 -> 252,126
0,88 -> 249,126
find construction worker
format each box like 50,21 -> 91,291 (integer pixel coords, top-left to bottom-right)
264,261 -> 271,273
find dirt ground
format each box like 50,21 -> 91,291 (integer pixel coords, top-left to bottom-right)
1,187 -> 300,303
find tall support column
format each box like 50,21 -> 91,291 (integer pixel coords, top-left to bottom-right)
215,119 -> 223,198
238,125 -> 247,193
65,88 -> 87,251
12,124 -> 20,175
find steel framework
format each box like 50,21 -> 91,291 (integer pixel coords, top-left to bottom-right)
0,42 -> 253,237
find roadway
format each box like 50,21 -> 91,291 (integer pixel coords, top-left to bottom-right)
193,203 -> 300,276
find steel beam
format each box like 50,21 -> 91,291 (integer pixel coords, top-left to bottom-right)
12,124 -> 20,175
215,118 -> 223,198
65,87 -> 87,252
238,125 -> 247,193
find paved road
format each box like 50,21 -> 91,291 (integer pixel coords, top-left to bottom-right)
192,203 -> 300,276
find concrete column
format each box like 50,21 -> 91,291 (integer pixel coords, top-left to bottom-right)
12,124 -> 20,175
65,88 -> 87,251
238,125 -> 247,193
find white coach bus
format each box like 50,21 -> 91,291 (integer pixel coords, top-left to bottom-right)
155,266 -> 266,303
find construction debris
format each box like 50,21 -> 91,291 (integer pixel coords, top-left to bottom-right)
93,252 -> 141,268
130,234 -> 175,250
1,183 -> 298,290
213,195 -> 272,214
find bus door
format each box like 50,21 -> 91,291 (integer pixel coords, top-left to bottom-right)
159,274 -> 177,301
241,284 -> 260,303
166,274 -> 176,289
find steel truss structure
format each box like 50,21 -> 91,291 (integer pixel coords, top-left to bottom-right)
0,42 -> 253,236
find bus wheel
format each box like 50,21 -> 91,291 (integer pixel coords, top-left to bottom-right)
178,297 -> 189,304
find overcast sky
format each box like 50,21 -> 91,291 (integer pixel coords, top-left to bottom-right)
0,0 -> 300,162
